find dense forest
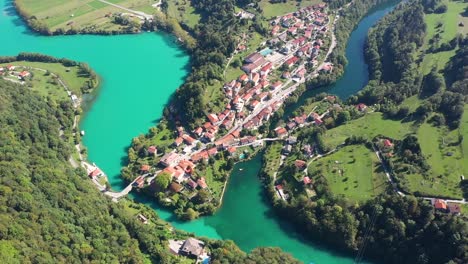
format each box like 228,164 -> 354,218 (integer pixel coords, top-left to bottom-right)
0,79 -> 168,262
306,0 -> 398,89
271,189 -> 467,263
360,0 -> 467,128
0,78 -> 303,263
171,0 -> 238,127
260,0 -> 468,263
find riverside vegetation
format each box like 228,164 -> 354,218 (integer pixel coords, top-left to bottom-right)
0,56 -> 305,263
5,0 -> 466,262
261,0 -> 467,263
123,0 -> 406,220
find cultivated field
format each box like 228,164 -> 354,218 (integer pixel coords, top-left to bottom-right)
15,0 -> 158,31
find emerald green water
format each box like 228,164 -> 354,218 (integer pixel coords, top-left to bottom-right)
0,0 -> 395,262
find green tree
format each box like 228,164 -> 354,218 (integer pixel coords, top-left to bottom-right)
154,172 -> 172,190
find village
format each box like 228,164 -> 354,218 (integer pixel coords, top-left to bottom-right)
84,1 -> 465,220
85,3 -> 339,210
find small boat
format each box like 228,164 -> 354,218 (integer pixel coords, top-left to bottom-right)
239,168 -> 243,171
80,130 -> 85,136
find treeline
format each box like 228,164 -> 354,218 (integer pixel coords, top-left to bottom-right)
267,178 -> 468,263
0,52 -> 98,94
306,0 -> 397,89
363,0 -> 426,99
0,79 -> 168,262
0,78 -> 302,263
171,0 -> 239,127
359,0 -> 467,128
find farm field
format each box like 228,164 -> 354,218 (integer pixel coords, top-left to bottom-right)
14,0 -> 158,31
308,145 -> 387,202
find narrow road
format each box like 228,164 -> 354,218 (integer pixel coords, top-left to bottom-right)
372,144 -> 467,204
98,0 -> 153,20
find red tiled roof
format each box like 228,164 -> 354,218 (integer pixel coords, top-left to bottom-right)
89,168 -> 102,177
197,177 -> 208,189
147,146 -> 157,154
434,199 -> 447,210
295,160 -> 307,169
141,164 -> 151,171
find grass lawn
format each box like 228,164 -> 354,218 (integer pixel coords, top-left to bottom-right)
263,142 -> 283,177
460,105 -> 468,160
166,0 -> 200,28
420,0 -> 466,74
308,145 -> 387,202
202,80 -> 226,114
225,65 -> 244,83
15,0 -> 158,31
323,112 -> 416,149
400,95 -> 423,113
400,120 -> 465,199
259,0 -> 323,19
1,61 -> 91,100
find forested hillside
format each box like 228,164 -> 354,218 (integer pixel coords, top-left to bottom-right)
0,79 -> 171,262
0,75 -> 301,263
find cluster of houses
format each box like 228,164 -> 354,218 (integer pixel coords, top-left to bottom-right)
274,110 -> 324,139
190,4 -> 332,149
137,149 -> 210,194
269,4 -> 332,71
0,65 -> 31,80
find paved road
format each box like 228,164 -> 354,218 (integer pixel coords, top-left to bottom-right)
98,0 -> 153,20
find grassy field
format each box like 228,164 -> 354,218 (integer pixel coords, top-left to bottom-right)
400,119 -> 466,199
308,145 -> 387,202
461,105 -> 468,162
259,0 -> 323,19
0,61 -> 91,100
15,0 -> 159,31
166,0 -> 200,28
420,0 -> 467,74
263,142 -> 283,177
322,112 -> 416,148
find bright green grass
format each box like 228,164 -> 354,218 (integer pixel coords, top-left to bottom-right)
225,65 -> 244,83
402,120 -> 465,199
461,105 -> 468,160
323,112 -> 416,148
263,142 -> 283,177
259,0 -> 323,19
166,0 -> 200,28
309,145 -> 387,202
0,61 -> 90,98
15,0 -> 157,31
203,80 -> 225,114
400,95 -> 423,113
420,0 -> 467,74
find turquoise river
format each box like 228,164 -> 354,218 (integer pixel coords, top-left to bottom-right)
0,0 -> 397,263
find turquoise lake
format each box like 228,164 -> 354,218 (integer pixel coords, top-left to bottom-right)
0,0 -> 397,262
